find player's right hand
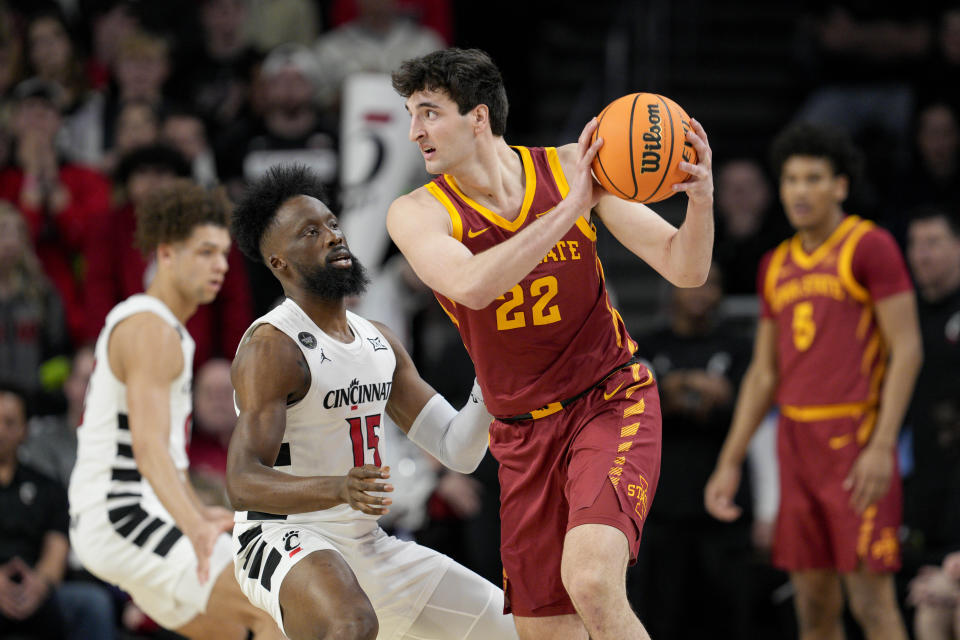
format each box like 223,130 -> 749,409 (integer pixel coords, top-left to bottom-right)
565,118 -> 606,215
185,519 -> 227,585
341,465 -> 394,516
704,463 -> 743,522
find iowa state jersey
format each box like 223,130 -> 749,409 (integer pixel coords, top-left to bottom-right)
234,299 -> 397,525
759,215 -> 913,414
425,145 -> 638,418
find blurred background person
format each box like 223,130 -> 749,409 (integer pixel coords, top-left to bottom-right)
161,107 -> 218,187
187,357 -> 236,507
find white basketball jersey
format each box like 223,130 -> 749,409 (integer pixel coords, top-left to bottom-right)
69,295 -> 194,518
235,298 -> 397,525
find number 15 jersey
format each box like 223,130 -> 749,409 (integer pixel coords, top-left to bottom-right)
425,146 -> 639,418
758,215 -> 913,412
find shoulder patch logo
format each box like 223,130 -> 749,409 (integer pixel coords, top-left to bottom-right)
298,332 -> 317,349
367,336 -> 388,352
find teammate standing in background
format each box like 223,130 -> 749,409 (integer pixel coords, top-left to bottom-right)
68,181 -> 283,639
388,48 -> 715,640
226,165 -> 517,640
705,123 -> 923,640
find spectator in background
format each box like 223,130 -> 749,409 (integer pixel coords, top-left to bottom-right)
0,78 -> 110,346
161,107 -> 218,187
218,43 -> 338,206
911,551 -> 960,640
243,0 -> 320,52
171,0 -> 260,146
0,384 -> 69,639
101,99 -> 159,174
187,358 -> 235,506
631,264 -> 757,640
329,0 -> 453,45
83,0 -> 139,91
0,203 -> 68,410
314,0 -> 444,116
713,158 -> 788,296
901,209 -> 960,636
19,346 -> 93,487
84,144 -> 253,368
916,5 -> 960,111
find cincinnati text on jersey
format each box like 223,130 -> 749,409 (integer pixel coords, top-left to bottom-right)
323,379 -> 393,409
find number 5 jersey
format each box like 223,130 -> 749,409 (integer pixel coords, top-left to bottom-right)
424,146 -> 640,418
234,298 -> 396,524
759,215 -> 913,417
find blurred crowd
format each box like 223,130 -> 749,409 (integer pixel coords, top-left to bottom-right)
0,0 -> 958,639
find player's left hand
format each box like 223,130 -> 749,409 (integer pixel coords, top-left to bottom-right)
843,444 -> 894,513
672,118 -> 713,206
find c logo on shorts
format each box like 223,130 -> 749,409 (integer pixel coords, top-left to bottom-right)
283,531 -> 303,558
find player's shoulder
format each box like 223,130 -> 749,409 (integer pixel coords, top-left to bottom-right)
390,183 -> 443,214
111,311 -> 181,355
233,323 -> 308,390
387,182 -> 452,237
850,220 -> 902,259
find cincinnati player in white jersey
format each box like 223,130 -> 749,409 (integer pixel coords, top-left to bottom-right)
68,181 -> 283,639
227,165 -> 517,640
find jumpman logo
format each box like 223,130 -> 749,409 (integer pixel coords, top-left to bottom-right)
318,348 -> 331,364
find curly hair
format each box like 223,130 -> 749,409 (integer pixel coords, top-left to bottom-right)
231,164 -> 329,262
769,122 -> 864,187
392,48 -> 509,137
135,179 -> 231,253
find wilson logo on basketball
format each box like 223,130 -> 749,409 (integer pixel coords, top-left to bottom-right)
640,103 -> 662,174
323,379 -> 393,409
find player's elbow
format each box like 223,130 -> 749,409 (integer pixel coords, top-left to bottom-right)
225,475 -> 248,511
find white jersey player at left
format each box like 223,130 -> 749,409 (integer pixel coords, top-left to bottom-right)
67,180 -> 284,640
227,164 -> 519,640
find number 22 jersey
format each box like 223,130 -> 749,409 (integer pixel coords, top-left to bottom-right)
425,145 -> 639,418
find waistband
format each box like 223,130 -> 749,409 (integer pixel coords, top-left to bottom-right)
498,354 -> 644,423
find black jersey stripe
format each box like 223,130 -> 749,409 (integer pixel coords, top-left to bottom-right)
132,517 -> 165,547
246,511 -> 287,521
118,413 -> 130,430
260,548 -> 282,592
273,442 -> 291,467
153,526 -> 183,558
115,507 -> 149,537
117,443 -> 134,458
106,492 -> 142,500
111,468 -> 141,482
237,525 -> 262,555
108,503 -> 139,524
247,541 -> 266,580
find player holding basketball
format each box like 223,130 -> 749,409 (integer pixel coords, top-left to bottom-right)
225,165 -> 517,640
704,123 -> 922,640
388,48 -> 714,640
68,181 -> 283,639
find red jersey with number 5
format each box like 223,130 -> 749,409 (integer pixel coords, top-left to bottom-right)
425,146 -> 639,418
758,215 -> 913,413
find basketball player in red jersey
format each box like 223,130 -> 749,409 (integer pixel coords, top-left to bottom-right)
705,123 -> 922,640
388,49 -> 715,640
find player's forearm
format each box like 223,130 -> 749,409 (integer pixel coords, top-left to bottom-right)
226,461 -> 348,514
134,444 -> 205,535
869,337 -> 923,449
717,363 -> 777,467
663,201 -> 713,287
440,201 -> 584,309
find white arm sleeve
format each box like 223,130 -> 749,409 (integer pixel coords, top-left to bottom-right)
406,379 -> 492,474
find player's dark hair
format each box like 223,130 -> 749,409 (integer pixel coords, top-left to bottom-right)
232,164 -> 329,262
0,380 -> 30,422
135,179 -> 231,253
392,47 -> 509,136
769,122 -> 864,186
908,205 -> 960,238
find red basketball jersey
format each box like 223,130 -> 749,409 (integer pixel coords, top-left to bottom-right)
758,215 -> 913,417
425,146 -> 639,418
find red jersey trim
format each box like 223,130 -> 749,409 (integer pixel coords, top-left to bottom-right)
442,146 -> 537,232
788,215 -> 860,270
426,182 -> 463,242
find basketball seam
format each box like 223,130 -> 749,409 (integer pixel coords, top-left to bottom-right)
594,105 -> 633,200
627,94 -> 639,199
641,95 -> 675,202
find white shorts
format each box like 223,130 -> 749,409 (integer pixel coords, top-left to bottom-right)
70,506 -> 234,629
233,520 -> 451,639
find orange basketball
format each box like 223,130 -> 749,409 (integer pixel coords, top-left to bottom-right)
591,93 -> 697,204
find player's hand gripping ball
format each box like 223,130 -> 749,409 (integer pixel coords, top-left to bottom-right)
591,92 -> 698,203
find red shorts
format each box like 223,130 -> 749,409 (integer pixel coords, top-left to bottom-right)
773,411 -> 902,573
489,364 -> 662,617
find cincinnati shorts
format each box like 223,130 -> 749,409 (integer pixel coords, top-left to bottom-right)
70,505 -> 233,629
232,519 -> 451,639
773,411 -> 902,573
489,364 -> 662,617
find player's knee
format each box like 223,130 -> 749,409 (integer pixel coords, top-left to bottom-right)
561,563 -> 618,615
847,585 -> 899,629
322,608 -> 378,640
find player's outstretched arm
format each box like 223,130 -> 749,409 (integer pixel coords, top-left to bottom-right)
226,325 -> 393,517
373,322 -> 492,474
588,118 -> 714,287
705,318 -> 779,522
387,119 -> 606,310
114,313 -> 227,584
